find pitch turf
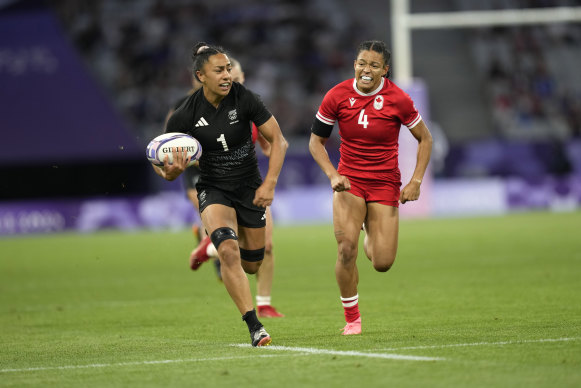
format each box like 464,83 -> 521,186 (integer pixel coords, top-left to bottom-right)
1,211 -> 580,387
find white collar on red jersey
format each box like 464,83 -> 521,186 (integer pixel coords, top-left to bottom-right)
352,77 -> 385,96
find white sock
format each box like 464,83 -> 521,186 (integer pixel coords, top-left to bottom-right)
256,295 -> 271,307
206,243 -> 218,258
340,294 -> 359,307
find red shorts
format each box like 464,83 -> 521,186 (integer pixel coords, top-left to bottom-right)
345,175 -> 401,208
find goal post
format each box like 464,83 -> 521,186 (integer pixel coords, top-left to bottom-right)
390,0 -> 581,83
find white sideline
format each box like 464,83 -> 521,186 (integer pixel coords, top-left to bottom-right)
0,354 -> 282,374
3,337 -> 576,374
373,337 -> 581,352
232,344 -> 443,361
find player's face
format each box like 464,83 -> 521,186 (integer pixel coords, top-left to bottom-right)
197,53 -> 233,99
354,50 -> 388,94
231,64 -> 245,84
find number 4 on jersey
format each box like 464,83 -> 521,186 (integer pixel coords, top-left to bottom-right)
358,109 -> 369,129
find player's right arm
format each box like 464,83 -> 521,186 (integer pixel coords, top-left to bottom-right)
309,133 -> 350,192
151,107 -> 192,181
309,89 -> 350,192
151,147 -> 190,181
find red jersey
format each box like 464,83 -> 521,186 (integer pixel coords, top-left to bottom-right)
252,123 -> 258,144
314,78 -> 421,181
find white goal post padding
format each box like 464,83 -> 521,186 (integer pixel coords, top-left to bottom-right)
390,0 -> 581,82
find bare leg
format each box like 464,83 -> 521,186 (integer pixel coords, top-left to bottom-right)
256,207 -> 274,297
365,202 -> 399,272
201,204 -> 256,314
333,191 -> 367,298
218,239 -> 255,314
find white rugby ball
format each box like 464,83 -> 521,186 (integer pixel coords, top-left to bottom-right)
146,132 -> 202,167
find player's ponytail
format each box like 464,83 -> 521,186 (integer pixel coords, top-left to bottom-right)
357,40 -> 392,79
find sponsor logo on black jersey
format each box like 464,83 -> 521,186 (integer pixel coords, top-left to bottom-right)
195,117 -> 209,127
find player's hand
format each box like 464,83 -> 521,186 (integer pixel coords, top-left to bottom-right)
399,179 -> 421,204
330,174 -> 351,192
159,147 -> 190,181
253,183 -> 274,208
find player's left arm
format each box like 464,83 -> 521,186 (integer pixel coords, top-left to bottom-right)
256,132 -> 272,157
400,120 -> 433,204
254,116 -> 288,207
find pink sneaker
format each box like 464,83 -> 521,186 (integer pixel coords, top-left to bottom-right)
189,236 -> 212,270
341,317 -> 361,335
258,305 -> 285,318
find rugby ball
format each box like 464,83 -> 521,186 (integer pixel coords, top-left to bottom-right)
146,132 -> 202,167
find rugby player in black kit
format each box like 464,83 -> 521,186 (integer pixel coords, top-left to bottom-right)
152,42 -> 288,347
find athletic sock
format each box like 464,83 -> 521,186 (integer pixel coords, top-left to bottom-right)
256,295 -> 271,307
242,309 -> 262,332
341,294 -> 360,323
206,243 -> 218,258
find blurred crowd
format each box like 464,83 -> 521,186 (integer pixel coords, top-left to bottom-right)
471,24 -> 581,142
50,0 -> 371,145
462,0 -> 581,141
48,0 -> 581,180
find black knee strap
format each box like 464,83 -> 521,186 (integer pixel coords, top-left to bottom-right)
210,227 -> 238,249
240,247 -> 265,262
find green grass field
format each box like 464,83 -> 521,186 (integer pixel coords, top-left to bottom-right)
1,211 -> 580,387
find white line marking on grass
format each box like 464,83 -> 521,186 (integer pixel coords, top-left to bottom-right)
0,354 -> 283,374
232,344 -> 444,361
374,337 -> 581,352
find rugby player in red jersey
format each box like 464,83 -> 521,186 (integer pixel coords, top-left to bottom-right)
309,40 -> 433,335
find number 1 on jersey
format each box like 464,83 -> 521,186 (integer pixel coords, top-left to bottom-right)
217,133 -> 229,151
358,109 -> 369,128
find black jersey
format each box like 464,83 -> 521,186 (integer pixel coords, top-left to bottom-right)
172,95 -> 189,111
166,82 -> 272,187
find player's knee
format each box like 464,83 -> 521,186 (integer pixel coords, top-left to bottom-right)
373,262 -> 393,272
241,260 -> 261,274
264,241 -> 273,255
210,227 -> 238,249
218,242 -> 240,266
240,247 -> 265,262
337,239 -> 358,265
373,255 -> 396,272
240,247 -> 265,274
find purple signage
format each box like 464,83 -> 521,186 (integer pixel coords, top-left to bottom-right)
0,8 -> 141,164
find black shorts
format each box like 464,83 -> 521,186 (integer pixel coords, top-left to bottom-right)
182,166 -> 201,190
196,180 -> 266,228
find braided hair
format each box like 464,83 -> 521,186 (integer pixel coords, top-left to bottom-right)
191,42 -> 228,82
356,40 -> 392,79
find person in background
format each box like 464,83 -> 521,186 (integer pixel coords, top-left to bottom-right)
309,40 -> 432,335
154,42 -> 288,346
167,58 -> 284,319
